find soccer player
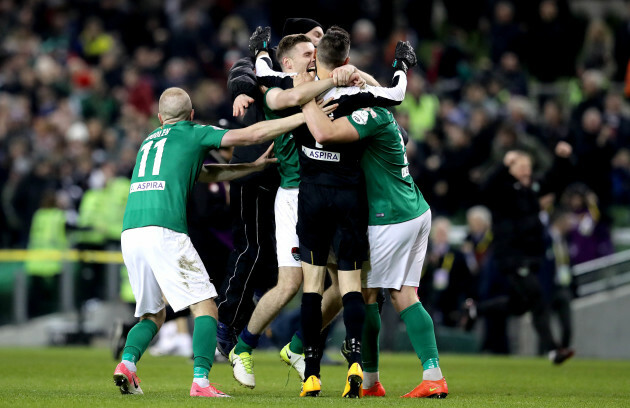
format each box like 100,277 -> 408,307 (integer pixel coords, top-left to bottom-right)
299,41 -> 449,398
216,18 -> 325,357
228,33 -> 347,389
111,87 -> 306,398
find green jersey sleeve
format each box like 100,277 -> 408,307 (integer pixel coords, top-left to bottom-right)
347,107 -> 391,140
193,123 -> 229,148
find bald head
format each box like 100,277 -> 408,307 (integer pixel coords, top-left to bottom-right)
159,87 -> 193,123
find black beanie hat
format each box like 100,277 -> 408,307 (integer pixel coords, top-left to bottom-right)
282,18 -> 323,37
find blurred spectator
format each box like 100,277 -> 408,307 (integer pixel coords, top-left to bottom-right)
24,189 -> 67,318
78,17 -> 115,64
461,204 -> 510,354
7,160 -> 57,247
569,69 -> 607,133
577,19 -> 615,78
526,0 -> 581,83
461,206 -> 493,276
539,209 -> 574,354
459,81 -> 501,122
395,71 -> 440,143
611,148 -> 630,204
122,66 -> 154,118
560,183 -> 614,265
421,217 -> 475,327
573,108 -> 615,209
495,52 -> 528,97
603,92 -> 630,149
463,145 -> 575,363
536,99 -> 571,151
488,1 -> 525,65
349,19 -> 381,77
612,1 -> 630,82
478,121 -> 551,182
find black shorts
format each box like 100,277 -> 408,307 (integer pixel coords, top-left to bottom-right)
296,182 -> 368,270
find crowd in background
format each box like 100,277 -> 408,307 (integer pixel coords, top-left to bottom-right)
1,0 -> 630,344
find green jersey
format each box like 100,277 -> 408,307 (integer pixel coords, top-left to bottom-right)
348,107 -> 429,226
122,121 -> 228,234
264,88 -> 300,188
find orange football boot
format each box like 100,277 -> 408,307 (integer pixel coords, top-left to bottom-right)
401,377 -> 448,398
363,380 -> 386,397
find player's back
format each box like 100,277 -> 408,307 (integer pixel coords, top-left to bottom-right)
123,121 -> 226,234
353,107 -> 429,225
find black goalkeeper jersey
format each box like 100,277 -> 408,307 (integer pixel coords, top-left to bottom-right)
255,56 -> 407,187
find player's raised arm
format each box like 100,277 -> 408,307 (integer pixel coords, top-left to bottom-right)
316,41 -> 417,114
220,113 -> 305,147
302,99 -> 359,144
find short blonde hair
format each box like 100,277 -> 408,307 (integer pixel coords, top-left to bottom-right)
159,87 -> 192,122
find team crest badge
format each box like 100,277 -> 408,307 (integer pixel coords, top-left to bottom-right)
291,247 -> 300,262
351,110 -> 369,125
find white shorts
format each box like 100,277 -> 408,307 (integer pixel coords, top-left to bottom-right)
275,187 -> 301,268
121,226 -> 217,317
362,210 -> 431,290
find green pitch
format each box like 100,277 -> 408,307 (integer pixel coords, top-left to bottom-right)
0,348 -> 629,407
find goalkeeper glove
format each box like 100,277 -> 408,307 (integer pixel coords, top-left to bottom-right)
249,26 -> 271,57
392,41 -> 417,74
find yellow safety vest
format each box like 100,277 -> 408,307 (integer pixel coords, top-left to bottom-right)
25,208 -> 67,277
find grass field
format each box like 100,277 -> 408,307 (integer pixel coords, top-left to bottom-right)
1,347 -> 629,407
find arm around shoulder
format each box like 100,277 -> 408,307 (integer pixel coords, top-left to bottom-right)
220,113 -> 304,147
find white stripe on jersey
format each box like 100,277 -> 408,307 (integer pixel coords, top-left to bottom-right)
255,56 -> 296,79
320,71 -> 407,103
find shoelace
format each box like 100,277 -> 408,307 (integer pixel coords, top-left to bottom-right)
208,383 -> 226,395
284,353 -> 304,387
239,353 -> 254,373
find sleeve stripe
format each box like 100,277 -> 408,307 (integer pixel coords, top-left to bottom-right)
321,71 -> 407,103
255,56 -> 296,79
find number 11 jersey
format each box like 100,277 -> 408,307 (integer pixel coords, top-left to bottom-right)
122,121 -> 228,234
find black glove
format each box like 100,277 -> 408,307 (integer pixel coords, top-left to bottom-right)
392,41 -> 417,74
248,26 -> 271,57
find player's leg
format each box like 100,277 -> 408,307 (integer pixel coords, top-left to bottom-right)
188,298 -> 228,396
359,286 -> 384,396
281,265 -> 343,382
337,267 -> 365,399
390,285 -> 447,398
231,265 -> 302,388
295,182 -> 336,396
299,261 -> 327,396
145,227 -> 228,397
114,228 -> 167,395
384,211 -> 447,398
216,182 -> 277,356
334,186 -> 369,399
322,264 -> 343,329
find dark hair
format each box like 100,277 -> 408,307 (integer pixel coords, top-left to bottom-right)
277,34 -> 312,61
317,25 -> 350,68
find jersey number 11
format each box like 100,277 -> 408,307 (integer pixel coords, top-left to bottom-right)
138,139 -> 167,177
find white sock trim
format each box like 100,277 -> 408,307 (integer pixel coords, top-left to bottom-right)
193,378 -> 210,388
122,360 -> 137,373
422,367 -> 443,381
363,371 -> 379,389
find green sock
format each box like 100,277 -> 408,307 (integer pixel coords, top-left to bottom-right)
400,302 -> 440,367
234,335 -> 254,354
361,303 -> 381,372
289,332 -> 303,354
192,316 -> 217,379
121,319 -> 158,364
